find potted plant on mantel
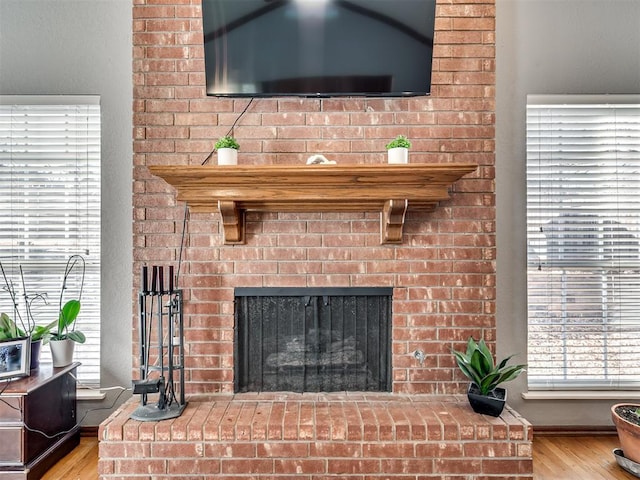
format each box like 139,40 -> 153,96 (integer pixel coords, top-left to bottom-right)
215,135 -> 240,165
612,403 -> 640,471
452,336 -> 526,417
385,135 -> 411,164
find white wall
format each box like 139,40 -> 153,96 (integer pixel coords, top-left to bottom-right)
0,0 -> 133,424
496,0 -> 640,426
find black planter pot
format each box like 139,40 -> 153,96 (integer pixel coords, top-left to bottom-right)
30,339 -> 41,370
467,383 -> 506,417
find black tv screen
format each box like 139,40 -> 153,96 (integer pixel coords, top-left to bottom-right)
202,0 -> 437,97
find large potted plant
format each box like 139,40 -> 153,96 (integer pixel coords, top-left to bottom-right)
385,135 -> 411,164
612,403 -> 640,466
215,135 -> 240,165
452,337 -> 526,417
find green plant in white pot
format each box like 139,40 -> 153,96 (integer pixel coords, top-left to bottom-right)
385,135 -> 411,164
452,336 -> 526,417
35,255 -> 86,368
37,299 -> 85,367
215,135 -> 240,165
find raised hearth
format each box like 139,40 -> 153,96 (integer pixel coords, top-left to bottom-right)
99,393 -> 533,479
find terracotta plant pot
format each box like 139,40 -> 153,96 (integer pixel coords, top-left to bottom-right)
467,383 -> 507,417
612,403 -> 640,465
49,338 -> 75,367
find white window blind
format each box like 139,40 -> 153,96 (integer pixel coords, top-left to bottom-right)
526,94 -> 640,390
0,97 -> 101,385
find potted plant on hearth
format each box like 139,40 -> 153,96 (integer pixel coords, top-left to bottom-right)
215,135 -> 240,165
611,403 -> 640,471
385,135 -> 411,164
452,336 -> 526,417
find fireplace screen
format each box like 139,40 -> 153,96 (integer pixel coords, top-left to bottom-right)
235,287 -> 392,393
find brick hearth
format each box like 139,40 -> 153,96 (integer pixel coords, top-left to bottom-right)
99,393 -> 532,479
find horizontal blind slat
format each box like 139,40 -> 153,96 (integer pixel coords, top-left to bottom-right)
0,101 -> 101,385
526,94 -> 640,391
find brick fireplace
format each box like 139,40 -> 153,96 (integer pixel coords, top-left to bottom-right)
99,0 -> 533,478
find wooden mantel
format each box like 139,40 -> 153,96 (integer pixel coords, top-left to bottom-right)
148,164 -> 477,244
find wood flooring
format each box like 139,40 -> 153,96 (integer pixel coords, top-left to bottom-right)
41,434 -> 637,480
40,436 -> 99,480
533,434 -> 636,480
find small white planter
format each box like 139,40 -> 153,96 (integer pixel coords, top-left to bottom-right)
217,148 -> 238,165
50,338 -> 75,367
387,147 -> 409,164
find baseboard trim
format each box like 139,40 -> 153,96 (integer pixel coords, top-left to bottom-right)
533,425 -> 616,436
81,426 -> 99,437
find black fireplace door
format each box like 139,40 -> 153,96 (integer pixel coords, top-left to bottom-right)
234,288 -> 392,393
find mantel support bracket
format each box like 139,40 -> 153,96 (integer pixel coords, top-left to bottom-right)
218,200 -> 245,244
381,199 -> 408,244
148,164 -> 478,246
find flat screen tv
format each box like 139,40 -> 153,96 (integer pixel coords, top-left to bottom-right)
202,0 -> 437,97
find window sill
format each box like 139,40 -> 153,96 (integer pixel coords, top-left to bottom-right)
523,391 -> 640,401
77,388 -> 106,401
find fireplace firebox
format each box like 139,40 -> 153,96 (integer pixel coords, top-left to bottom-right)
234,287 -> 392,393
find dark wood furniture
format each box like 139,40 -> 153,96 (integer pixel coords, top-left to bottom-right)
148,164 -> 477,244
0,363 -> 80,480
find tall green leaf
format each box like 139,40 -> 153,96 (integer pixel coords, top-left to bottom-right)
58,299 -> 81,333
452,336 -> 526,397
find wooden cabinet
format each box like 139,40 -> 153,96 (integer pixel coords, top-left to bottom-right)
0,363 -> 80,480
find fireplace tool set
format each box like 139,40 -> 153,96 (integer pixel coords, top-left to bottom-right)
130,265 -> 187,421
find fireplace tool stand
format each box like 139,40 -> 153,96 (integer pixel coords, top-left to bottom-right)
131,266 -> 187,421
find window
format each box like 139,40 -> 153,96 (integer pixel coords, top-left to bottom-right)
0,96 -> 101,384
526,94 -> 640,390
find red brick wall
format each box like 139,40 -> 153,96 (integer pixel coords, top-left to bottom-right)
132,0 -> 496,396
